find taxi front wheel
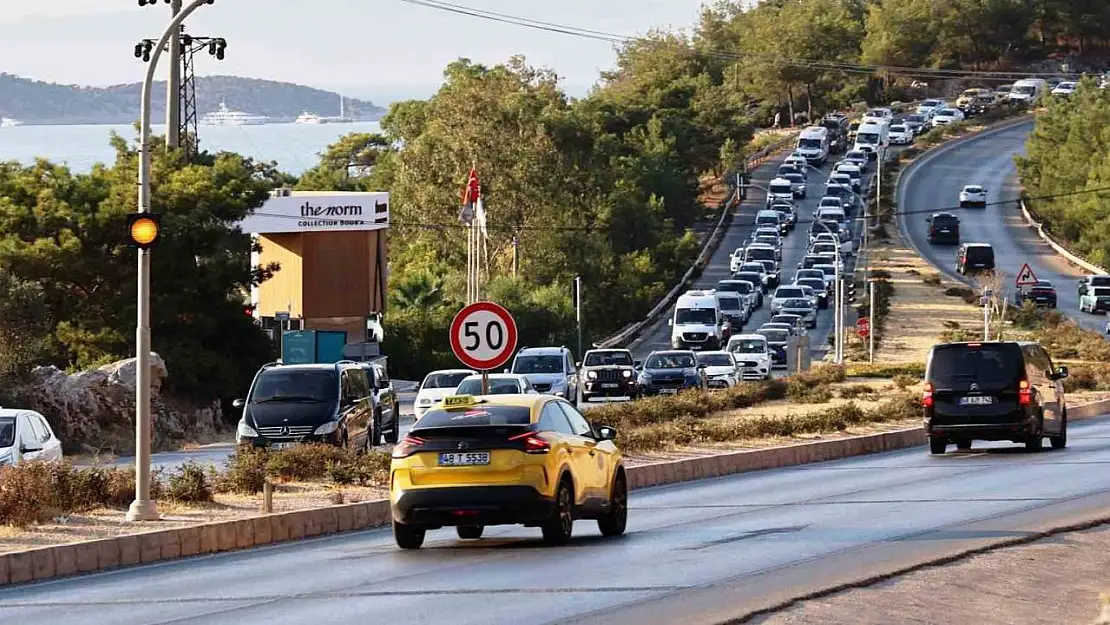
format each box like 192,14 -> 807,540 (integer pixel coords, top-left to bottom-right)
393,520 -> 426,549
597,474 -> 627,537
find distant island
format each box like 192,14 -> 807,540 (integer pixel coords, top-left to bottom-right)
0,73 -> 387,125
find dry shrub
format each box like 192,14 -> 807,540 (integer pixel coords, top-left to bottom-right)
922,273 -> 942,285
846,362 -> 924,378
164,461 -> 213,503
264,443 -> 348,482
588,379 -> 789,431
838,384 -> 880,401
892,374 -> 919,390
0,462 -> 165,527
217,446 -> 268,494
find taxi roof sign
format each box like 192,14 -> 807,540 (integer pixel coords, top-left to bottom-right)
442,395 -> 478,409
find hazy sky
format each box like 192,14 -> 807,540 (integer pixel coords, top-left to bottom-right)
0,0 -> 707,103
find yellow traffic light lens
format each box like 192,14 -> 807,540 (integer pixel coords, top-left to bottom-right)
130,217 -> 159,246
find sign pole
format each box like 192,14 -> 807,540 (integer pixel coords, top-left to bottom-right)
575,275 -> 582,359
868,280 -> 875,363
983,297 -> 991,340
481,370 -> 490,395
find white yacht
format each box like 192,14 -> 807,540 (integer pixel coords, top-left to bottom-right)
294,95 -> 354,125
200,101 -> 270,126
0,117 -> 23,127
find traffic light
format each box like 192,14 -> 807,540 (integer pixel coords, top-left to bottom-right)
126,213 -> 162,249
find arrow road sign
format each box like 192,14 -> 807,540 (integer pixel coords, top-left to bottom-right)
1016,262 -> 1039,286
449,301 -> 519,371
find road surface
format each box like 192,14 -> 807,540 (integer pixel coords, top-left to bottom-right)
628,148 -> 872,364
7,416 -> 1110,625
898,119 -> 1101,333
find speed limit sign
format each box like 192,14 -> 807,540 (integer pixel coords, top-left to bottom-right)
449,301 -> 519,371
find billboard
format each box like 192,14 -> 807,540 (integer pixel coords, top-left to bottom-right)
238,191 -> 390,234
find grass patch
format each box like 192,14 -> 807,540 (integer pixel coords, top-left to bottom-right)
846,362 -> 925,378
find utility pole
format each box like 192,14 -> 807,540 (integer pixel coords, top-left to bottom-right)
511,236 -> 519,278
166,0 -> 183,149
575,276 -> 583,359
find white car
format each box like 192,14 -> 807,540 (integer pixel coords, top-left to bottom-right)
726,334 -> 773,380
1052,81 -> 1076,97
932,108 -> 964,126
453,373 -> 539,396
729,247 -> 747,273
696,351 -> 740,389
959,184 -> 987,207
889,124 -> 913,145
413,369 -> 477,419
0,409 -> 64,466
844,150 -> 869,172
916,99 -> 945,118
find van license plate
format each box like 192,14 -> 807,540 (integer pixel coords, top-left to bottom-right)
959,396 -> 994,406
439,452 -> 490,466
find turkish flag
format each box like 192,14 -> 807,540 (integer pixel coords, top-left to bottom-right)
461,168 -> 481,205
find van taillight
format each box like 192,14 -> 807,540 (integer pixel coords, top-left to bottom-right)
922,382 -> 934,408
509,431 -> 551,454
1019,379 -> 1031,405
391,435 -> 425,459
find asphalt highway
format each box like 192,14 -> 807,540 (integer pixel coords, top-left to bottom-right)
628,148 -> 871,364
7,417 -> 1110,625
898,119 -> 1101,333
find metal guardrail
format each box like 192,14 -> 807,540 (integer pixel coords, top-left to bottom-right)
1019,199 -> 1106,274
592,131 -> 801,349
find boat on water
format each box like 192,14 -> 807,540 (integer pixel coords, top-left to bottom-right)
294,95 -> 354,125
0,117 -> 23,127
200,101 -> 270,126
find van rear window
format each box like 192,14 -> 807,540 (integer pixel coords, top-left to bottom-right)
933,215 -> 959,226
966,247 -> 994,260
927,343 -> 1023,386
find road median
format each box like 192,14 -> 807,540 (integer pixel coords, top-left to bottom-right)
1,397 -> 1106,588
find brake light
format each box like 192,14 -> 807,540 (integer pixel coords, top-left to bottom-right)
922,382 -> 934,408
391,435 -> 425,459
1019,379 -> 1031,405
509,431 -> 550,454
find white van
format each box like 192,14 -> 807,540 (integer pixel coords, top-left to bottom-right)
670,290 -> 726,351
854,122 -> 888,160
766,177 -> 795,206
795,126 -> 829,165
1009,78 -> 1048,104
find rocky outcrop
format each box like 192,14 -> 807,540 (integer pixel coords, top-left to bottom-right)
12,352 -> 222,454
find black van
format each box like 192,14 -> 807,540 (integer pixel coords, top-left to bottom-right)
923,341 -> 1068,454
956,243 -> 995,274
233,361 -> 374,450
927,212 -> 960,244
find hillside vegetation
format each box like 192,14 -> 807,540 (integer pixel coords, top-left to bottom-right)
0,73 -> 385,124
1017,79 -> 1110,267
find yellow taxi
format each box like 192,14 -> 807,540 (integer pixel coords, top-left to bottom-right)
389,393 -> 627,549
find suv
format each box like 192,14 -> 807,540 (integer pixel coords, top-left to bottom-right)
579,349 -> 639,401
923,341 -> 1068,454
956,243 -> 995,274
927,212 -> 960,244
637,350 -> 707,396
1077,274 -> 1110,298
234,361 -> 374,450
510,346 -> 580,404
358,361 -> 401,445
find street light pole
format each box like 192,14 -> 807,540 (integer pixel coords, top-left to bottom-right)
128,0 -> 217,523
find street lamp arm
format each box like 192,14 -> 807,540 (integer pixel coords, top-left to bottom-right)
139,0 -> 216,212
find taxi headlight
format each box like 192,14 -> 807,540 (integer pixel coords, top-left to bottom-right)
314,421 -> 339,436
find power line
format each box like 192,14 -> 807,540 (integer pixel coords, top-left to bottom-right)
396,0 -> 1084,81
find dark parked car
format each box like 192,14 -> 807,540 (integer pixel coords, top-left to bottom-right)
923,341 -> 1068,454
755,327 -> 790,368
579,348 -> 640,401
636,350 -> 707,396
1014,280 -> 1057,308
927,212 -> 960,245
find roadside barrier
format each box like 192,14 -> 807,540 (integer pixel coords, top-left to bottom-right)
1019,199 -> 1106,275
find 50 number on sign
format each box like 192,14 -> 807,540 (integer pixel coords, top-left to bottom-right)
464,317 -> 506,353
449,301 -> 519,371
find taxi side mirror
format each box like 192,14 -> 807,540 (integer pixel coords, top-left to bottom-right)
597,425 -> 617,441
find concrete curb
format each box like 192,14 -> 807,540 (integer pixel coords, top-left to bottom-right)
1,398 -> 1106,587
1018,198 -> 1106,274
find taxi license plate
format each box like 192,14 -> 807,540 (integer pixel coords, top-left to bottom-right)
272,442 -> 299,450
602,383 -> 619,389
959,396 -> 993,406
439,452 -> 490,466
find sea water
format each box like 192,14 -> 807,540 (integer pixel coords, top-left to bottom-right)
0,121 -> 383,176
